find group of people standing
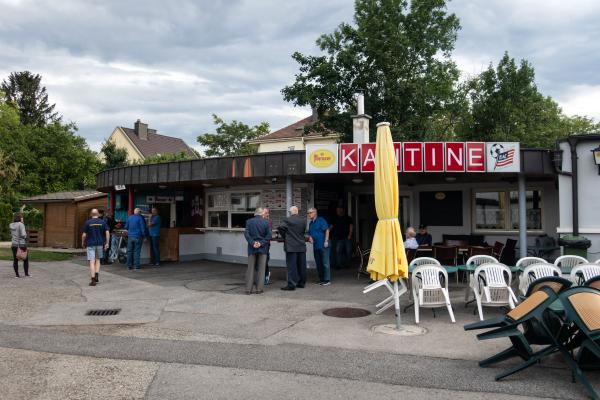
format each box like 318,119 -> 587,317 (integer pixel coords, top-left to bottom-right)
244,205 -> 354,294
81,207 -> 162,286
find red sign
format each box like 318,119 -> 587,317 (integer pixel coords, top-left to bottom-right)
361,143 -> 376,172
339,143 -> 359,173
393,142 -> 402,172
424,142 -> 444,172
403,142 -> 423,172
466,142 -> 485,172
445,142 -> 465,172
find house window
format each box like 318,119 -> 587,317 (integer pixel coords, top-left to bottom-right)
474,190 -> 542,231
207,191 -> 261,228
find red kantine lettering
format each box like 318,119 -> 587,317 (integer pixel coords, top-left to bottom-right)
403,143 -> 423,172
424,142 -> 444,172
339,143 -> 359,173
361,143 -> 376,172
466,142 -> 485,172
445,142 -> 465,172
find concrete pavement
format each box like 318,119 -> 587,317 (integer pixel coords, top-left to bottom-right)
0,258 -> 597,399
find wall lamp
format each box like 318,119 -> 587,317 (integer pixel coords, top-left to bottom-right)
591,145 -> 600,175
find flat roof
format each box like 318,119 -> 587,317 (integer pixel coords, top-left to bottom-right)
96,149 -> 556,192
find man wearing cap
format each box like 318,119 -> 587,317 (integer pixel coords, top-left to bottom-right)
416,224 -> 433,246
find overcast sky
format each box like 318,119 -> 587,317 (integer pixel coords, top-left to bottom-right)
1,0 -> 599,152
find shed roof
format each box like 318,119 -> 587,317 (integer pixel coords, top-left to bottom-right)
22,190 -> 106,203
121,127 -> 197,158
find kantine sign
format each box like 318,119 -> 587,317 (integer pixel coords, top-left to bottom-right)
306,142 -> 520,174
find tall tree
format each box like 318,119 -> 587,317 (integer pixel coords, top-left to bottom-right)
101,140 -> 129,169
458,52 -> 600,148
282,0 -> 461,141
1,71 -> 59,126
197,114 -> 269,157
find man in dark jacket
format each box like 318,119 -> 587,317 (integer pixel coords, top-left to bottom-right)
244,207 -> 272,294
278,206 -> 307,291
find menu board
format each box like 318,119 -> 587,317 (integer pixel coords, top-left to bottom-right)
262,189 -> 286,210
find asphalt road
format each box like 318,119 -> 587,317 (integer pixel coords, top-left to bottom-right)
0,323 -> 595,399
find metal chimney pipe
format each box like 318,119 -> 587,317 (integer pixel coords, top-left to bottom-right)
357,93 -> 365,115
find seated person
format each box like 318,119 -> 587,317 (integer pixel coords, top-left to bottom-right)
404,227 -> 419,249
416,224 -> 433,246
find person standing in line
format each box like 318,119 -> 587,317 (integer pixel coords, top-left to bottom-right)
125,208 -> 147,271
244,207 -> 271,294
279,206 -> 307,291
9,213 -> 30,278
307,208 -> 331,286
415,224 -> 433,246
262,207 -> 272,285
330,207 -> 353,270
82,209 -> 110,286
148,207 -> 161,266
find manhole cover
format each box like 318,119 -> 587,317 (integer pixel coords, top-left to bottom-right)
86,309 -> 121,316
323,307 -> 371,318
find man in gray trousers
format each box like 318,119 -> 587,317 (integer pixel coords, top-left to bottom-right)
278,206 -> 307,291
244,207 -> 272,294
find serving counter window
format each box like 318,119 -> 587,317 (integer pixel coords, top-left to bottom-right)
205,186 -> 311,229
473,189 -> 542,232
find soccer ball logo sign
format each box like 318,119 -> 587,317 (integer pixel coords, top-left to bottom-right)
489,143 -> 515,170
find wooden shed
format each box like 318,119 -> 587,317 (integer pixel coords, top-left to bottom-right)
22,191 -> 108,248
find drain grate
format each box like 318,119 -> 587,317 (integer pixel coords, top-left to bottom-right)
323,307 -> 371,318
85,309 -> 121,316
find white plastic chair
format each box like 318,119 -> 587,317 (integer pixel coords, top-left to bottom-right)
363,278 -> 408,315
464,255 -> 498,302
410,257 -> 441,268
594,258 -> 600,264
570,263 -> 600,286
554,255 -> 587,274
472,263 -> 517,321
516,257 -> 546,269
411,264 -> 455,324
518,263 -> 562,295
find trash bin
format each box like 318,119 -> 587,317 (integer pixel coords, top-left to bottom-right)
558,235 -> 591,259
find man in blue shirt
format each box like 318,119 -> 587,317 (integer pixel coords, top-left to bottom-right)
82,209 -> 110,286
125,208 -> 147,270
244,207 -> 271,294
307,208 -> 331,285
149,207 -> 162,266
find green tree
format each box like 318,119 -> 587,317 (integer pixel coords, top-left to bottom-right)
141,151 -> 198,164
198,114 -> 269,157
1,71 -> 59,126
101,140 -> 129,169
458,52 -> 600,148
281,0 -> 461,141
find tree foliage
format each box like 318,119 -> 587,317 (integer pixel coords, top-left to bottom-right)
101,140 -> 129,169
457,53 -> 600,147
0,83 -> 100,239
282,0 -> 461,141
197,114 -> 269,157
1,71 -> 60,126
141,151 -> 198,164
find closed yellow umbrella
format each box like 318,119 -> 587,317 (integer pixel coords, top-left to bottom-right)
367,122 -> 408,328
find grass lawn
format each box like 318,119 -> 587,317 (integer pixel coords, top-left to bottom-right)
0,247 -> 73,262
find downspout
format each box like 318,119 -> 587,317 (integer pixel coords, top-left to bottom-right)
554,138 -> 578,236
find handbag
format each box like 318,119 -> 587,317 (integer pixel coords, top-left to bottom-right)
16,247 -> 28,261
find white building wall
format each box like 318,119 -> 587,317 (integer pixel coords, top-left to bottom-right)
558,139 -> 600,257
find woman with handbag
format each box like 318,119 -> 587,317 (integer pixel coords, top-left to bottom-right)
9,213 -> 30,278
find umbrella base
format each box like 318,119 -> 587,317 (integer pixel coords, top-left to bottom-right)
372,324 -> 427,337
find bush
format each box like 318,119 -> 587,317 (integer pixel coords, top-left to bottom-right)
22,205 -> 43,229
0,202 -> 13,241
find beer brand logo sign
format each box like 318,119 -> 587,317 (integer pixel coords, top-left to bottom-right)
305,142 -> 520,174
306,144 -> 339,173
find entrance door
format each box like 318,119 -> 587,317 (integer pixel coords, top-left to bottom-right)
350,192 -> 412,250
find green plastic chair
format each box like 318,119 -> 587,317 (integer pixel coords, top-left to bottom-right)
557,287 -> 600,400
464,286 -> 562,373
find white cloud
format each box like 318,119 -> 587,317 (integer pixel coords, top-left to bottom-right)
557,85 -> 600,120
